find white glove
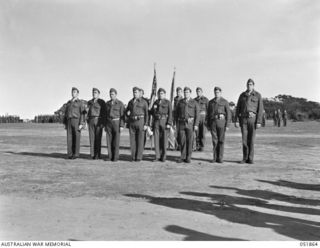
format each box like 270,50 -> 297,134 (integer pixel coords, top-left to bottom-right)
235,122 -> 239,128
120,127 -> 124,132
194,126 -> 198,131
143,125 -> 148,131
256,123 -> 261,129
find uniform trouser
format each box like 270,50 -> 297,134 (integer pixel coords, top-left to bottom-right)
88,117 -> 103,158
129,119 -> 145,160
153,119 -> 168,160
210,119 -> 226,161
67,118 -> 81,157
240,117 -> 256,161
196,115 -> 206,148
277,118 -> 281,127
105,120 -> 120,161
283,118 -> 287,127
178,122 -> 194,160
175,124 -> 181,148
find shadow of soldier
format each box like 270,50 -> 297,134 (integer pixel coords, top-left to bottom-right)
164,225 -> 246,241
124,193 -> 320,241
180,191 -> 320,216
257,179 -> 320,191
210,185 -> 320,206
5,151 -> 93,160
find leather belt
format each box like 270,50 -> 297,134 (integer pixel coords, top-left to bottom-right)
130,115 -> 144,121
213,114 -> 225,120
199,111 -> 206,115
241,112 -> 256,118
107,117 -> 120,121
178,117 -> 194,124
155,114 -> 168,120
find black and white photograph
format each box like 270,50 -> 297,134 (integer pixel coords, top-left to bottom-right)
0,0 -> 319,246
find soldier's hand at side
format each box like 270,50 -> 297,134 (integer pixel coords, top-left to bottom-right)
143,125 -> 148,131
256,123 -> 261,129
78,124 -> 83,131
225,127 -> 229,131
194,126 -> 199,131
235,122 -> 239,128
166,124 -> 171,129
120,127 -> 124,132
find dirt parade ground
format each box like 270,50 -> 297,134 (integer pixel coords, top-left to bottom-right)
0,121 -> 319,241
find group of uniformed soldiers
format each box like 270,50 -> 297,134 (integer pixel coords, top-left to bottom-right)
273,109 -> 288,127
63,78 -> 264,164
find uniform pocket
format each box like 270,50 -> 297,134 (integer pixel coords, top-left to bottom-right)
217,103 -> 225,112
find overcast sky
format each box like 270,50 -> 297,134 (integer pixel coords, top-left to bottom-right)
0,0 -> 319,118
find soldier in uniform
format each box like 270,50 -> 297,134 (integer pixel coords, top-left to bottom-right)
105,88 -> 125,162
173,87 -> 183,150
126,87 -> 149,162
273,110 -> 278,126
64,87 -> 86,159
206,87 -> 231,163
139,88 -> 149,147
150,88 -> 172,162
229,102 -> 236,123
283,109 -> 288,127
194,87 -> 209,151
235,79 -> 264,164
262,110 -> 266,127
87,88 -> 106,159
174,87 -> 200,163
276,109 -> 282,127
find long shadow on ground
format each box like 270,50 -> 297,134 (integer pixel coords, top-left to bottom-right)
164,225 -> 246,241
210,185 -> 320,206
180,191 -> 320,216
125,193 -> 320,240
257,179 -> 320,191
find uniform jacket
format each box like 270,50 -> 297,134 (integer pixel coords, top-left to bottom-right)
174,96 -> 183,110
64,98 -> 86,125
105,99 -> 125,127
206,97 -> 231,127
194,95 -> 209,113
235,90 -> 264,124
87,98 -> 106,123
126,97 -> 149,125
174,98 -> 200,127
150,98 -> 173,126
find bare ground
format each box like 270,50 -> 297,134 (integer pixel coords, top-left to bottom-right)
0,121 -> 319,240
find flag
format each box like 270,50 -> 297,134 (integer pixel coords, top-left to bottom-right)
149,63 -> 157,110
168,67 -> 178,149
170,67 -> 176,108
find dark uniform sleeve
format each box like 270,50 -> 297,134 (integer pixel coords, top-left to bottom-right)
100,99 -> 107,126
235,94 -> 242,123
143,101 -> 149,126
167,100 -> 173,126
120,102 -> 125,127
225,100 -> 232,128
80,101 -> 86,126
205,101 -> 211,126
194,101 -> 200,127
256,93 -> 264,124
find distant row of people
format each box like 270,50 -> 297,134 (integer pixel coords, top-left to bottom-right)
273,109 -> 288,127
